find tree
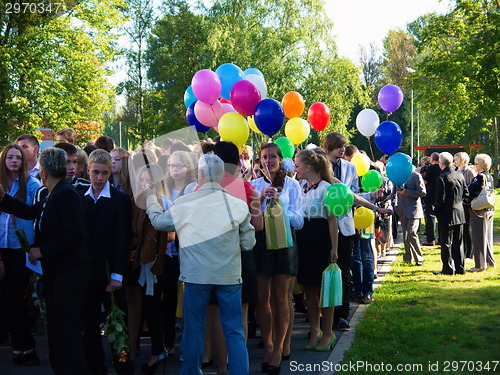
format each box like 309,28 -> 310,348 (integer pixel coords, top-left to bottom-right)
358,43 -> 383,98
382,29 -> 417,88
410,0 -> 500,161
0,0 -> 126,145
145,0 -> 367,141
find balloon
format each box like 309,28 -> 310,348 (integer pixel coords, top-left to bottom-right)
245,74 -> 268,99
218,112 -> 249,146
356,109 -> 379,137
247,116 -> 262,135
285,117 -> 310,145
254,98 -> 285,136
386,152 -> 413,186
184,85 -> 197,108
354,207 -> 375,230
351,153 -> 371,176
220,98 -> 231,104
244,68 -> 264,78
374,121 -> 402,154
221,103 -> 236,114
215,63 -> 245,101
361,170 -> 383,192
324,183 -> 354,217
186,101 -> 211,133
378,84 -> 404,112
194,100 -> 224,127
192,69 -> 221,105
275,137 -> 295,159
307,102 -> 330,131
230,80 -> 261,116
282,91 -> 305,119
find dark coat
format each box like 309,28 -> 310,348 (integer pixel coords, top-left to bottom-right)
81,185 -> 132,283
435,166 -> 469,226
0,179 -> 88,275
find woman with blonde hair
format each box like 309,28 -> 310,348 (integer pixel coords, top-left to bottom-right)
454,152 -> 476,259
0,143 -> 41,365
110,148 -> 132,196
465,153 -> 495,272
294,149 -> 338,352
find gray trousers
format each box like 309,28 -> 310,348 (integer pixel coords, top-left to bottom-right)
400,215 -> 424,263
470,209 -> 495,269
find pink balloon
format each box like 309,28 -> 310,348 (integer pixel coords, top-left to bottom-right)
221,103 -> 236,114
194,101 -> 224,127
230,80 -> 261,116
192,69 -> 222,105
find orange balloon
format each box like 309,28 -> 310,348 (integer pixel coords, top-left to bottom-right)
282,91 -> 305,119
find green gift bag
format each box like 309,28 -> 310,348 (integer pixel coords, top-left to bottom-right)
319,263 -> 343,307
264,199 -> 293,250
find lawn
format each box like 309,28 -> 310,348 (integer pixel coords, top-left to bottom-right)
337,197 -> 500,375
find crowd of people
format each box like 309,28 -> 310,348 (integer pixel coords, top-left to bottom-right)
0,127 -> 496,375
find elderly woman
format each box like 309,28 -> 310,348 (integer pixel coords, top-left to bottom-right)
0,147 -> 90,375
465,153 -> 495,272
454,152 -> 477,259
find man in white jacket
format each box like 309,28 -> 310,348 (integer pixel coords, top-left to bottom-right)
145,154 -> 255,375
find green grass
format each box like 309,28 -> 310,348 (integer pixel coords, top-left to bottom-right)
338,216 -> 500,374
494,191 -> 500,235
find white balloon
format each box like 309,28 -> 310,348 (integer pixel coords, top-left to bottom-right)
245,74 -> 267,99
356,109 -> 380,137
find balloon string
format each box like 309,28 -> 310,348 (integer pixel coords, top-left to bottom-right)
367,136 -> 375,162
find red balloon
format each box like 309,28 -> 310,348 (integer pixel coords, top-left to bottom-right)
220,98 -> 232,104
307,102 -> 330,131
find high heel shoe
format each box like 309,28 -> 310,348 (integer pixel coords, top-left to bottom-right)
261,362 -> 270,373
304,331 -> 323,351
141,351 -> 166,374
315,333 -> 336,352
268,364 -> 281,375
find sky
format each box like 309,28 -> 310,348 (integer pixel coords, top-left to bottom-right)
325,0 -> 453,61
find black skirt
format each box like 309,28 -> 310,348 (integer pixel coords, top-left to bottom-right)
296,218 -> 331,286
254,229 -> 298,275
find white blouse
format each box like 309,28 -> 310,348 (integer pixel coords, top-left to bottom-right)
300,180 -> 330,220
251,176 -> 304,230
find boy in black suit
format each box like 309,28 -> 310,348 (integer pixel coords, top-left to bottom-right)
81,149 -> 132,375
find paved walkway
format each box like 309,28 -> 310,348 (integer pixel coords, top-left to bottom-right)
0,246 -> 400,375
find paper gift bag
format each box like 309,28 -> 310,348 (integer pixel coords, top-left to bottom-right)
319,263 -> 343,308
264,199 -> 293,250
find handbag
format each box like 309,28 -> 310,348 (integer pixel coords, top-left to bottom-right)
264,198 -> 293,250
471,176 -> 495,210
319,263 -> 343,308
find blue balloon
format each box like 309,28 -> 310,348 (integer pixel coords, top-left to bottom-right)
386,153 -> 413,186
243,68 -> 264,78
374,121 -> 402,154
254,98 -> 285,136
215,63 -> 245,100
186,101 -> 211,133
184,85 -> 197,108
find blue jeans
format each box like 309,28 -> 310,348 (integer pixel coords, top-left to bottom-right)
351,235 -> 374,295
181,283 -> 248,375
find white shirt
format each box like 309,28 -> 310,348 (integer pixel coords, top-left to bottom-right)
29,161 -> 40,179
300,180 -> 330,219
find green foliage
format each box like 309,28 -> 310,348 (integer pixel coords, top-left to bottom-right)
143,0 -> 367,142
0,0 -> 126,144
410,0 -> 500,158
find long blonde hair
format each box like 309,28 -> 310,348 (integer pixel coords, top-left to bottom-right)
111,148 -> 132,196
296,148 -> 334,184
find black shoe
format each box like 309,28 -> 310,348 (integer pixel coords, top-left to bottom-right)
19,350 -> 40,366
281,353 -> 290,361
336,319 -> 350,331
141,352 -> 166,374
201,359 -> 214,369
261,362 -> 269,373
268,364 -> 281,375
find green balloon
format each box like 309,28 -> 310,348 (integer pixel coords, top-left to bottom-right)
275,137 -> 295,159
324,183 -> 354,217
361,170 -> 383,192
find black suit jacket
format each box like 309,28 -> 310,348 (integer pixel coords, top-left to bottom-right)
81,185 -> 132,283
0,179 -> 89,275
435,166 -> 469,226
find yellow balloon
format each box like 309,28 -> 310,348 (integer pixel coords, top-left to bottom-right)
351,153 -> 371,176
218,112 -> 249,146
247,115 -> 262,135
284,117 -> 310,145
354,207 -> 375,230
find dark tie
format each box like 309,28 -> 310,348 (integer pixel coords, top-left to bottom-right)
333,161 -> 341,180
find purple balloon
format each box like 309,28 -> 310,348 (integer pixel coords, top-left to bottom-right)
230,80 -> 262,116
378,85 -> 404,112
186,101 -> 211,133
191,69 -> 221,105
374,121 -> 403,154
